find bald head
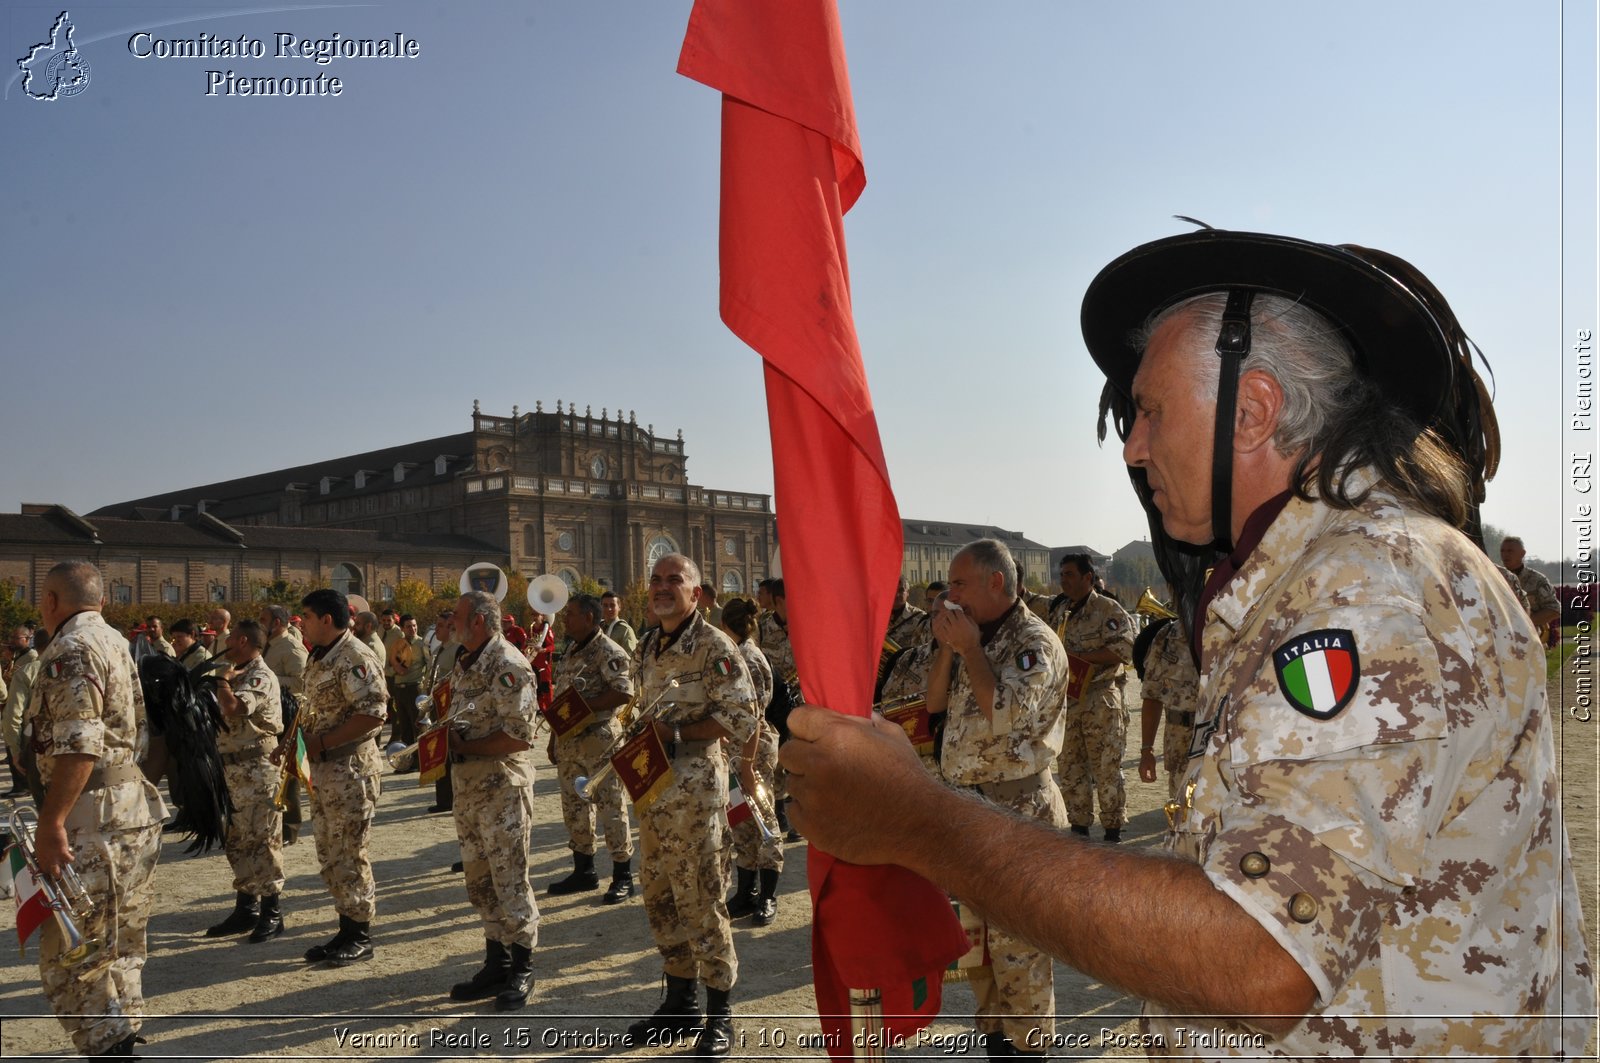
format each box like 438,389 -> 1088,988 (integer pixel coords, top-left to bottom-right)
42,560 -> 102,634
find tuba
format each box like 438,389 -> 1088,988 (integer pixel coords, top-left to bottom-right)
5,808 -> 102,966
526,574 -> 570,618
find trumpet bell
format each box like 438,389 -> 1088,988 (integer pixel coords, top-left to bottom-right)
1135,588 -> 1177,621
527,574 -> 570,617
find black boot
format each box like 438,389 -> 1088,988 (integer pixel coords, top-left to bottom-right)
547,851 -> 600,895
752,868 -> 779,927
1069,824 -> 1090,837
981,1031 -> 1015,1060
89,1033 -> 144,1060
726,867 -> 757,918
205,892 -> 258,937
325,914 -> 374,966
304,916 -> 351,963
450,940 -> 510,1001
248,894 -> 284,943
1103,827 -> 1122,844
603,859 -> 634,905
693,986 -> 734,1057
495,943 -> 535,1010
624,974 -> 702,1045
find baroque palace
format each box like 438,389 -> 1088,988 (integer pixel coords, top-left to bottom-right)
0,403 -> 775,608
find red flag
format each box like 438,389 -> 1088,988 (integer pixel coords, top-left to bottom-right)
678,3 -> 967,1053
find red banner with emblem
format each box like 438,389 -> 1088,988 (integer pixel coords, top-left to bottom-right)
1065,654 -> 1096,701
416,726 -> 449,787
880,697 -> 934,756
543,685 -> 595,738
611,727 -> 673,810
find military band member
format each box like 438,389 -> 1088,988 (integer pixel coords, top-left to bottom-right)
388,614 -> 428,762
884,576 -> 928,649
930,541 -> 1070,1058
260,604 -> 309,844
755,579 -> 785,657
720,598 -> 782,926
141,616 -> 174,658
1499,535 -> 1561,633
546,593 -> 636,904
625,554 -> 759,1058
1132,616 -> 1197,802
205,620 -> 286,942
1015,560 -> 1052,621
442,591 -> 541,1010
25,561 -> 167,1058
1048,553 -> 1134,842
754,578 -> 798,837
169,618 -> 210,670
281,589 -> 386,966
600,590 -> 639,655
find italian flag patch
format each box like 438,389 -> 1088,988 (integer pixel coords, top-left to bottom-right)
1016,650 -> 1039,672
713,657 -> 735,677
352,664 -> 370,682
46,660 -> 65,680
1273,628 -> 1360,720
498,672 -> 518,689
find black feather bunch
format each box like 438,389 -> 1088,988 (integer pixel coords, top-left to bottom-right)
139,656 -> 232,854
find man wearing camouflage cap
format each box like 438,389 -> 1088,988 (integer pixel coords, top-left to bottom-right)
781,229 -> 1594,1057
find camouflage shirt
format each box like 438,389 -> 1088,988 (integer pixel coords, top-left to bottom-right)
737,639 -> 774,713
552,629 -> 634,740
938,601 -> 1068,787
215,654 -> 283,755
25,611 -> 166,828
264,629 -> 309,698
761,615 -> 797,687
448,633 -> 537,786
1144,472 -> 1595,1056
302,630 -> 386,778
1509,563 -> 1560,620
885,604 -> 928,649
1140,621 -> 1200,723
640,612 -> 760,759
1049,590 -> 1134,687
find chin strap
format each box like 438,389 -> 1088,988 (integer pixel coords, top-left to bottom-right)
1210,289 -> 1256,552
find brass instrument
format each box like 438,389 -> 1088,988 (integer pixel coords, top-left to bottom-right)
1135,588 -> 1178,621
781,670 -> 804,709
273,716 -> 303,811
6,808 -> 102,965
384,694 -> 439,769
736,766 -> 781,844
574,678 -> 680,801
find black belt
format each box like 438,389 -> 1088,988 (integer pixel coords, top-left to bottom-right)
1165,709 -> 1195,727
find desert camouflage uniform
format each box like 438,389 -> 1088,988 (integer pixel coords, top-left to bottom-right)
1509,562 -> 1560,621
879,643 -> 940,772
302,630 -> 386,922
552,630 -> 635,865
24,611 -> 167,1056
1049,591 -> 1134,829
756,612 -> 785,658
939,601 -> 1070,1049
637,613 -> 759,992
1020,588 -> 1053,622
1494,563 -> 1533,615
885,603 -> 929,649
216,655 -> 284,896
263,628 -> 310,834
448,634 -> 540,949
1138,621 -> 1198,802
1144,474 -> 1596,1056
730,640 -> 780,871
3,646 -> 39,765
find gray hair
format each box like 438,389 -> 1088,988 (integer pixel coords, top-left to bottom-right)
263,604 -> 290,627
955,539 -> 1016,598
654,552 -> 702,586
461,591 -> 501,631
46,560 -> 102,609
1146,292 -> 1363,460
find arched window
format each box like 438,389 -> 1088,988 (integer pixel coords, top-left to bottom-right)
645,535 -> 678,570
556,568 -> 580,593
330,563 -> 363,597
721,570 -> 744,595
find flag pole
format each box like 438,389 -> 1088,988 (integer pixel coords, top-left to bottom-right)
849,987 -> 886,1060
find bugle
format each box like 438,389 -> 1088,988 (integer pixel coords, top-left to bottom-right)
6,808 -> 102,966
384,694 -> 438,769
273,717 -> 302,811
574,678 -> 679,801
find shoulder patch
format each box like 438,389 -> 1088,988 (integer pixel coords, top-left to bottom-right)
249,676 -> 265,690
46,659 -> 65,679
1015,649 -> 1039,672
1105,616 -> 1124,632
1272,629 -> 1360,720
498,671 -> 518,689
607,657 -> 624,674
352,663 -> 370,682
713,656 -> 736,677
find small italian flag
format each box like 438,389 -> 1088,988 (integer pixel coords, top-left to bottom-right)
726,775 -> 752,828
1,842 -> 52,953
293,731 -> 314,794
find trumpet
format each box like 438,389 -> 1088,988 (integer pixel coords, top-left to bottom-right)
574,678 -> 679,801
872,691 -> 927,714
6,808 -> 102,966
736,766 -> 781,844
273,716 -> 302,812
1135,588 -> 1178,621
384,694 -> 439,769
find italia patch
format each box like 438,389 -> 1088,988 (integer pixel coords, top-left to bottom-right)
249,676 -> 265,690
713,656 -> 736,678
498,671 -> 518,689
607,658 -> 624,674
352,664 -> 370,682
47,660 -> 65,679
1273,629 -> 1360,720
1015,650 -> 1039,672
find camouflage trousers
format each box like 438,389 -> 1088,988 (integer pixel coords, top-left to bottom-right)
223,755 -> 284,896
307,760 -> 381,922
554,725 -> 633,862
730,727 -> 782,872
1057,677 -> 1128,829
639,756 -> 737,991
454,762 -> 540,949
40,822 -> 162,1056
970,772 -> 1067,1045
1161,713 -> 1194,803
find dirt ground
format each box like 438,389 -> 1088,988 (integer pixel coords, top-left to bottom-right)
2,667 -> 1596,1061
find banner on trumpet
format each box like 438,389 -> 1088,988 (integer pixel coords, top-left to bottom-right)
1064,654 -> 1096,702
610,727 -> 673,810
880,696 -> 935,756
3,844 -> 51,953
542,685 -> 594,739
417,726 -> 450,786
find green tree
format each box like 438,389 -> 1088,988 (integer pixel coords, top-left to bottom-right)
392,579 -> 435,621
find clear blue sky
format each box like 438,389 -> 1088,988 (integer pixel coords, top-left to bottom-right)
2,1 -> 1591,564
